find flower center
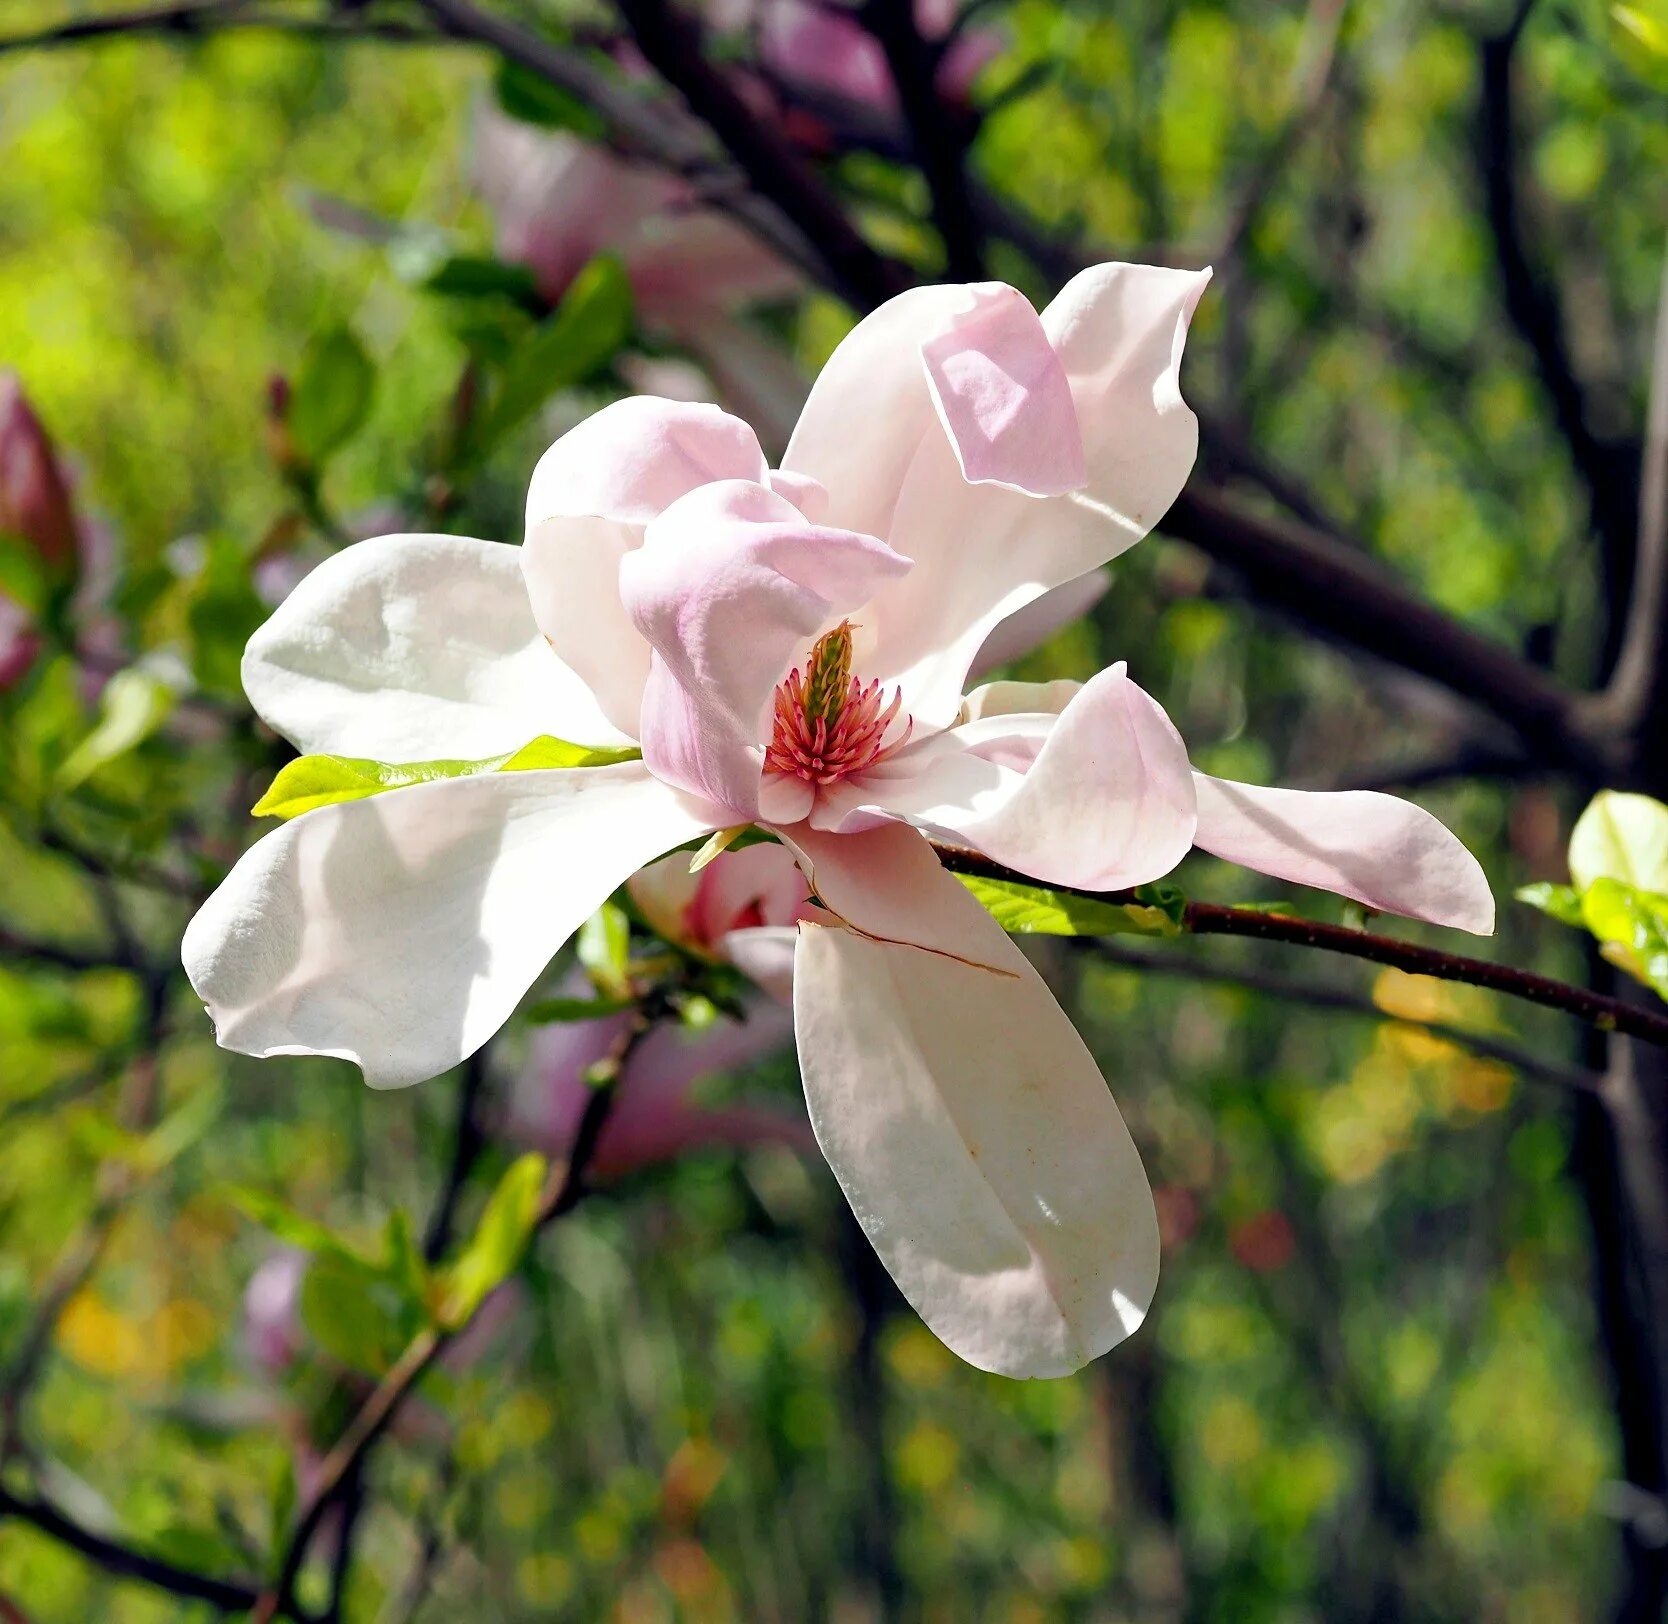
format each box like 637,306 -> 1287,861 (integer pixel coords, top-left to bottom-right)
764,621 -> 911,787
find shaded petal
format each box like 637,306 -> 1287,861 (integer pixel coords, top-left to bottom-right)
789,824 -> 1159,1378
866,264 -> 1210,726
1192,775 -> 1495,934
243,532 -> 621,758
621,480 -> 909,817
182,763 -> 713,1089
969,570 -> 1108,678
721,924 -> 799,1002
921,283 -> 1085,496
818,665 -> 1197,891
522,398 -> 769,734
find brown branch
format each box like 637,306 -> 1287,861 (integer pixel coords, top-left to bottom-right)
859,0 -> 986,279
611,0 -> 913,310
1160,486 -> 1607,772
1079,938 -> 1599,1092
0,0 -> 435,51
930,844 -> 1668,1052
0,1485 -> 267,1614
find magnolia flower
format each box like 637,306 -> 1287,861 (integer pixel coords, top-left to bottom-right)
185,262 -> 1492,1378
507,844 -> 813,1173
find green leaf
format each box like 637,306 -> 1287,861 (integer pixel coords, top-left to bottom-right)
469,255 -> 632,461
423,254 -> 545,314
1569,790 -> 1668,893
437,1153 -> 547,1330
228,1187 -> 365,1264
494,58 -> 608,137
384,1208 -> 429,1306
1614,1 -> 1668,57
958,873 -> 1186,938
57,666 -> 178,790
289,326 -> 374,465
1515,881 -> 1584,927
0,533 -> 49,616
690,825 -> 749,873
251,736 -> 641,819
578,902 -> 633,999
299,1251 -> 416,1375
1581,878 -> 1668,1002
524,993 -> 638,1024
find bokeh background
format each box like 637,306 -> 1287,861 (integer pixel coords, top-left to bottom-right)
1,0 -> 1666,1618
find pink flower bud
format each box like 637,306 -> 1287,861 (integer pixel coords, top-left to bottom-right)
0,372 -> 77,574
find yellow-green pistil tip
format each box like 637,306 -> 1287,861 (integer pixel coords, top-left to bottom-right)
801,620 -> 855,729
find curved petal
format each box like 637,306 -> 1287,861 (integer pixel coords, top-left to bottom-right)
721,924 -> 799,1003
182,763 -> 714,1089
866,264 -> 1210,726
522,398 -> 770,735
621,480 -> 910,817
969,570 -> 1108,678
921,283 -> 1085,496
789,824 -> 1159,1379
243,532 -> 622,758
1192,775 -> 1495,934
816,665 -> 1197,892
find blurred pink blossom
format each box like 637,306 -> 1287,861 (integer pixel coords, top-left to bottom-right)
507,844 -> 814,1175
757,0 -> 1002,115
243,1249 -> 309,1377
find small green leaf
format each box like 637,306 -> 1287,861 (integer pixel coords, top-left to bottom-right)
57,666 -> 178,790
524,993 -> 637,1025
1614,1 -> 1668,57
494,57 -> 609,137
578,902 -> 633,999
423,254 -> 545,313
1581,878 -> 1668,1002
437,1153 -> 547,1330
958,874 -> 1186,938
0,533 -> 49,616
1516,881 -> 1584,927
1569,790 -> 1668,893
289,326 -> 374,465
690,825 -> 749,873
384,1209 -> 429,1306
228,1187 -> 364,1263
300,1252 -> 415,1374
469,256 -> 633,461
251,736 -> 640,819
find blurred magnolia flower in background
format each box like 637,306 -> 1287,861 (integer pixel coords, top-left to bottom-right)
507,843 -> 813,1175
184,262 -> 1492,1379
0,372 -> 111,688
473,109 -> 808,439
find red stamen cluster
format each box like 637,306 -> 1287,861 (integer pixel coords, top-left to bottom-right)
764,626 -> 911,787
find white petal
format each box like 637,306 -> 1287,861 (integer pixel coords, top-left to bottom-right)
969,570 -> 1109,678
789,824 -> 1159,1378
1192,775 -> 1496,934
242,532 -> 623,759
182,763 -> 713,1088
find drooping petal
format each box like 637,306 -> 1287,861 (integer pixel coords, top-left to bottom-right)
522,398 -> 770,735
866,264 -> 1211,726
788,824 -> 1159,1379
621,479 -> 910,817
920,283 -> 1086,496
814,665 -> 1196,892
182,763 -> 713,1089
242,533 -> 623,758
1192,775 -> 1495,934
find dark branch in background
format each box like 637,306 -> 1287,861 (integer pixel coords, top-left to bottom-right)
1081,938 -> 1599,1092
930,843 -> 1668,1054
1160,487 -> 1606,771
609,0 -> 913,310
0,0 -> 434,48
859,0 -> 986,279
1477,3 -> 1641,662
0,1485 -> 268,1615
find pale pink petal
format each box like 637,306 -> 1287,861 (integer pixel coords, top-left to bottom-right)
788,823 -> 1159,1378
522,398 -> 769,735
970,570 -> 1108,677
864,264 -> 1211,726
182,763 -> 714,1089
760,0 -> 895,110
688,840 -> 811,941
812,664 -> 1195,892
1191,776 -> 1496,934
921,283 -> 1086,496
721,924 -> 799,1003
621,479 -> 910,817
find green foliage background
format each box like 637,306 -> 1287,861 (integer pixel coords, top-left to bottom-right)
2,0 -> 1665,1617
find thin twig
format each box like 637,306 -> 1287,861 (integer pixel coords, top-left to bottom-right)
0,0 -> 435,51
930,844 -> 1668,1053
